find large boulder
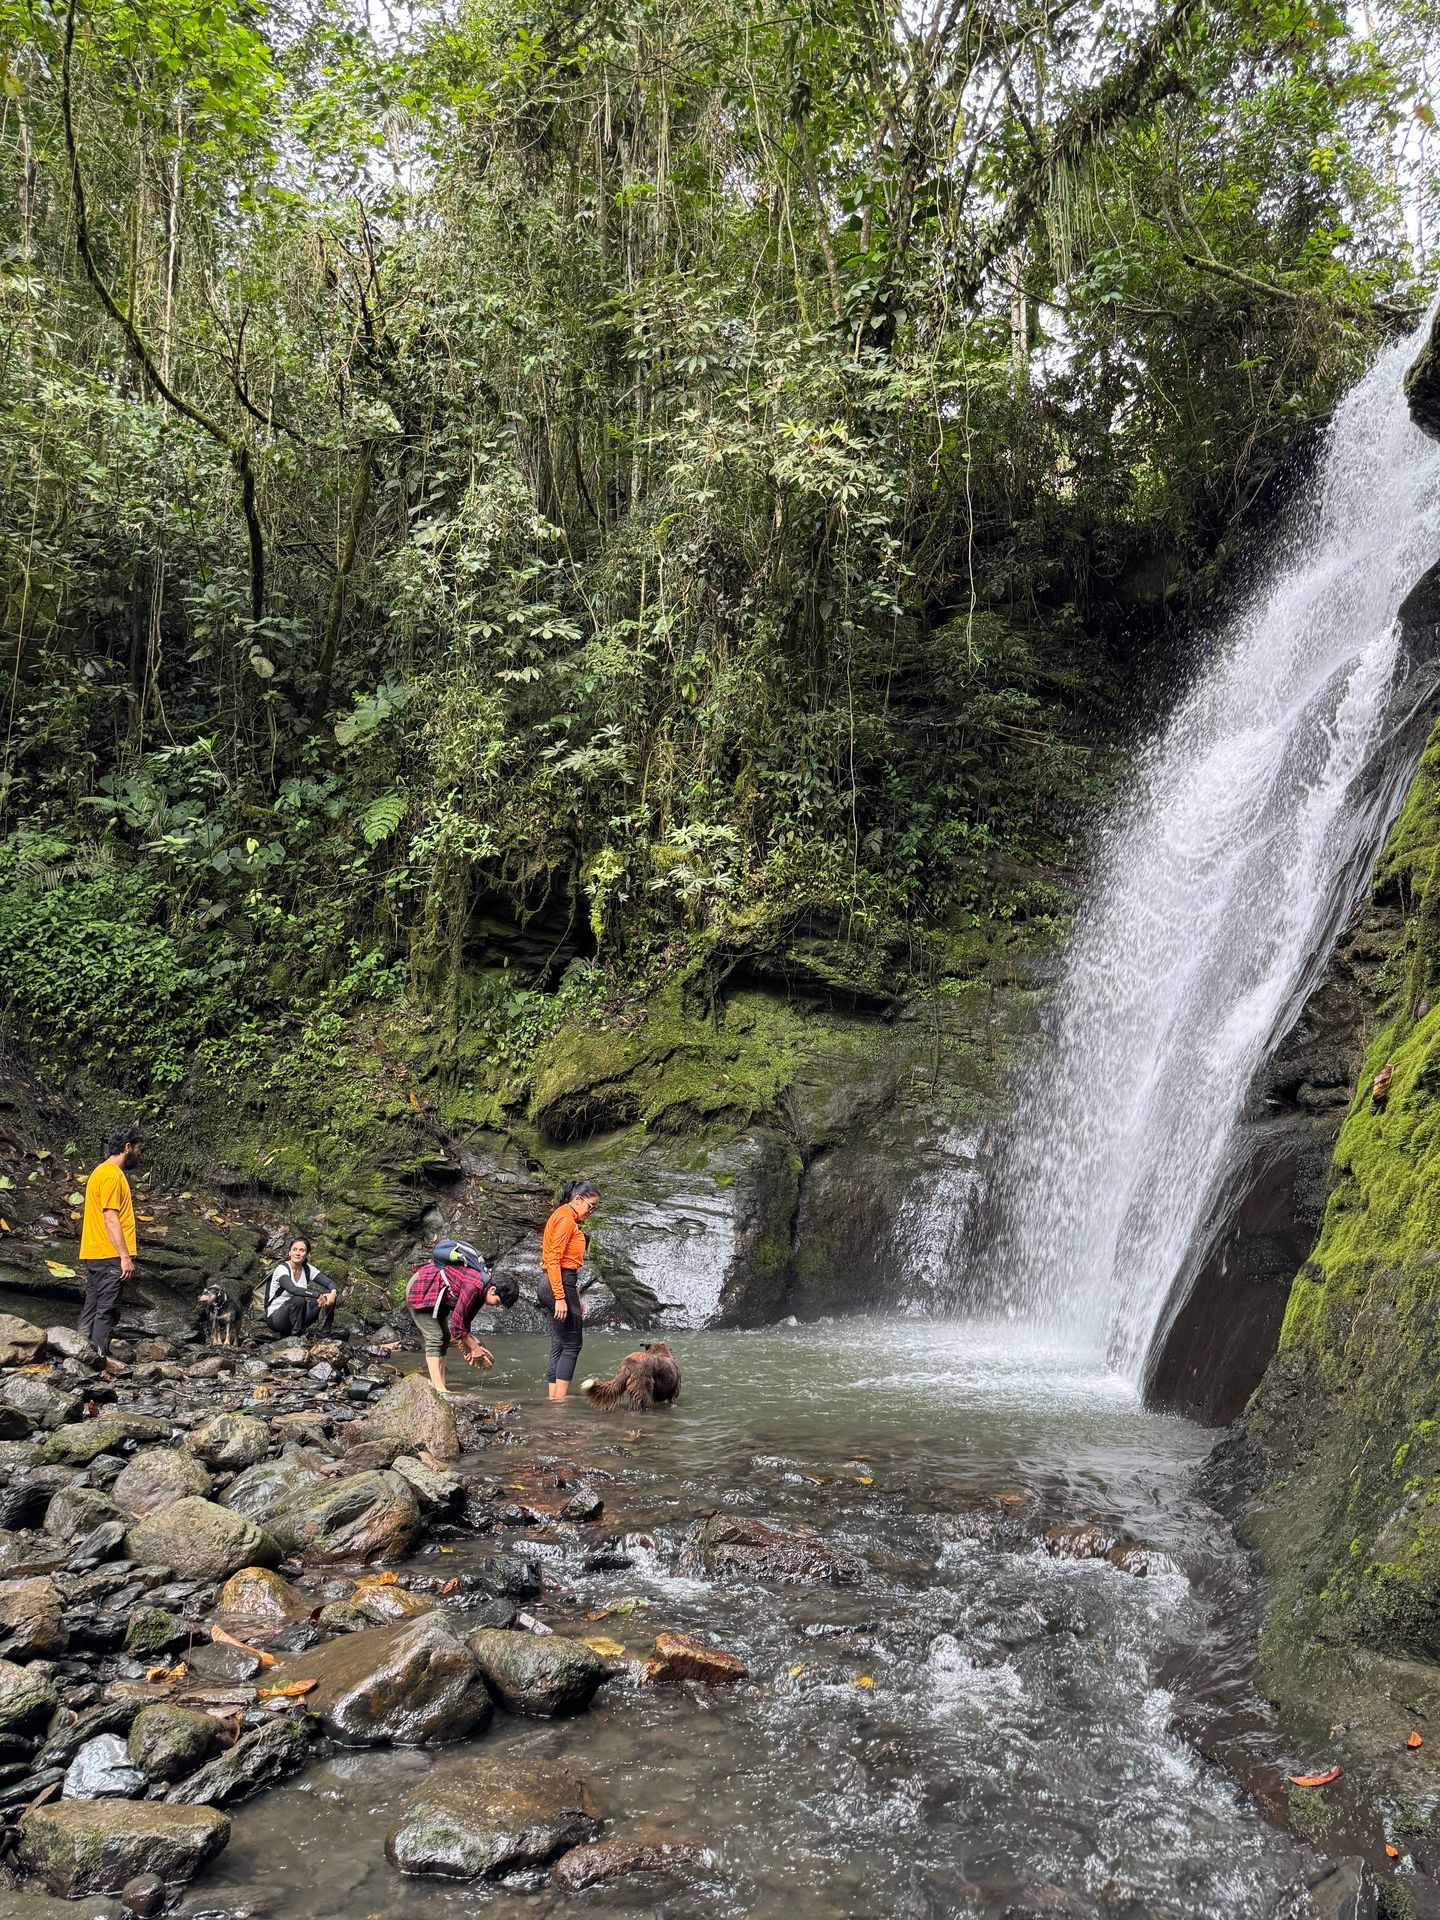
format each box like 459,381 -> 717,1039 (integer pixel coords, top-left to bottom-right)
218,1453 -> 326,1526
45,1416 -> 170,1467
552,1839 -> 709,1891
268,1471 -> 421,1565
385,1754 -> 599,1879
19,1801 -> 228,1895
125,1498 -> 278,1583
361,1376 -> 459,1464
652,1630 -> 747,1685
278,1612 -> 491,1746
43,1486 -> 122,1543
1,1375 -> 80,1432
0,1655 -> 57,1732
466,1629 -> 609,1717
0,1315 -> 46,1366
111,1450 -> 212,1518
214,1566 -> 310,1636
679,1514 -> 867,1586
1407,308 -> 1440,442
45,1327 -> 99,1365
127,1706 -> 220,1784
181,1415 -> 269,1472
0,1575 -> 67,1657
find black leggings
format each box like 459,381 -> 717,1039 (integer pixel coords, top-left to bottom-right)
266,1295 -> 334,1337
540,1280 -> 583,1382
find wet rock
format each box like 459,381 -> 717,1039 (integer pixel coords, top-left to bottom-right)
63,1734 -> 146,1801
122,1607 -> 186,1656
389,1455 -> 460,1513
45,1416 -> 171,1467
44,1486 -> 123,1543
1040,1524 -> 1173,1577
280,1611 -> 492,1745
2,1375 -> 81,1432
0,1574 -> 67,1656
0,1894 -> 124,1920
680,1514 -> 867,1586
362,1376 -> 459,1464
34,1700 -> 143,1771
551,1838 -> 708,1891
268,1470 -> 421,1565
125,1498 -> 279,1583
167,1715 -> 313,1807
185,1640 -> 262,1683
0,1655 -> 57,1731
111,1450 -> 213,1518
218,1452 -> 326,1526
466,1628 -> 609,1717
45,1328 -> 99,1366
315,1600 -> 369,1634
561,1490 -> 604,1523
651,1631 -> 747,1686
0,1405 -> 35,1440
214,1566 -> 310,1635
268,1344 -> 311,1368
119,1873 -> 166,1918
349,1576 -> 435,1624
132,1341 -> 176,1365
181,1414 -> 269,1472
385,1754 -> 599,1879
18,1798 -> 230,1894
1306,1858 -> 1380,1920
127,1705 -> 220,1783
69,1521 -> 128,1570
0,1314 -> 46,1366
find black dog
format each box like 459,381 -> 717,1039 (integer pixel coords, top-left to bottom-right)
196,1284 -> 246,1348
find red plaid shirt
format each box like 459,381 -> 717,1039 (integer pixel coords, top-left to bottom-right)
406,1261 -> 489,1333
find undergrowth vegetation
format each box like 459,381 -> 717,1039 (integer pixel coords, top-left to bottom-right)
2,0 -> 1438,1112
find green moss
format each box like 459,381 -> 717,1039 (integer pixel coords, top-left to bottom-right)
1285,1786 -> 1335,1841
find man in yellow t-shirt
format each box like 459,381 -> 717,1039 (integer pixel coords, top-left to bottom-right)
78,1122 -> 143,1357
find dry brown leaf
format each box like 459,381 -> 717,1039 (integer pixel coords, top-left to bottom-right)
212,1625 -> 276,1667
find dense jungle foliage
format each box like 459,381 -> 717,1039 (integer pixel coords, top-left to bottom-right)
2,0 -> 1439,1110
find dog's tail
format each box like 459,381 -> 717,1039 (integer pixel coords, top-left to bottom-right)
580,1374 -> 625,1411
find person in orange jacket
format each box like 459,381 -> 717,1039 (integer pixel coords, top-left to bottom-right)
539,1179 -> 599,1399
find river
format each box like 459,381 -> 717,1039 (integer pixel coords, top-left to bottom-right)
176,1319 -> 1327,1920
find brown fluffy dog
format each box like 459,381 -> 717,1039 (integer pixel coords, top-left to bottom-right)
581,1341 -> 682,1411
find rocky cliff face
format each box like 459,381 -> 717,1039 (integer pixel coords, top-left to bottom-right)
1215,307 -> 1440,1821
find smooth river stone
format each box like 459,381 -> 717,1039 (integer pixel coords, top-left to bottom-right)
385,1754 -> 598,1878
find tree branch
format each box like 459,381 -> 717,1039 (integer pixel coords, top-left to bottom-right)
60,0 -> 265,621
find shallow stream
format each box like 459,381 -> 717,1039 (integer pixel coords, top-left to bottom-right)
176,1319 -> 1332,1919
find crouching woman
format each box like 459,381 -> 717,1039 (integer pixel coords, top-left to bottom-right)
539,1180 -> 598,1400
406,1239 -> 517,1395
265,1236 -> 338,1336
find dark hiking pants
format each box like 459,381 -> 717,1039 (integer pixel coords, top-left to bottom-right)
79,1258 -> 125,1357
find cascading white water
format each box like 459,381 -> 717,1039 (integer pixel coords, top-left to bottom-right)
987,317 -> 1440,1384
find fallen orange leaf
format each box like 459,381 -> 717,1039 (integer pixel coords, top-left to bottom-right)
1408,1731 -> 1424,1749
441,1579 -> 457,1594
212,1625 -> 276,1668
1386,1845 -> 1400,1859
1288,1765 -> 1341,1788
258,1680 -> 317,1699
855,1675 -> 875,1690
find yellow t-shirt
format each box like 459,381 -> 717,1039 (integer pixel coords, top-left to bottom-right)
79,1161 -> 136,1261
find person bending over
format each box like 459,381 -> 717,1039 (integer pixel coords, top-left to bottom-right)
406,1239 -> 518,1395
539,1179 -> 598,1401
265,1235 -> 338,1336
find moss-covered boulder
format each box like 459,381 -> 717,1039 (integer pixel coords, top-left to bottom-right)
181,1415 -> 268,1472
276,1612 -> 491,1745
465,1628 -> 609,1717
362,1376 -> 458,1463
44,1415 -> 170,1467
0,1655 -> 57,1731
43,1485 -> 122,1543
219,1453 -> 326,1525
267,1471 -> 421,1565
214,1565 -> 310,1634
127,1705 -> 220,1783
385,1754 -> 598,1878
0,1575 -> 66,1657
125,1498 -> 278,1582
18,1800 -> 230,1895
111,1449 -> 213,1517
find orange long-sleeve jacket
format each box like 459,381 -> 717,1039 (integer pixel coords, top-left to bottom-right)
541,1203 -> 586,1295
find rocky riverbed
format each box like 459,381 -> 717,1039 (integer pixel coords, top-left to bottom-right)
0,1307 -> 1401,1919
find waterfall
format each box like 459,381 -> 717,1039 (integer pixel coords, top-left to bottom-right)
986,318 -> 1440,1385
